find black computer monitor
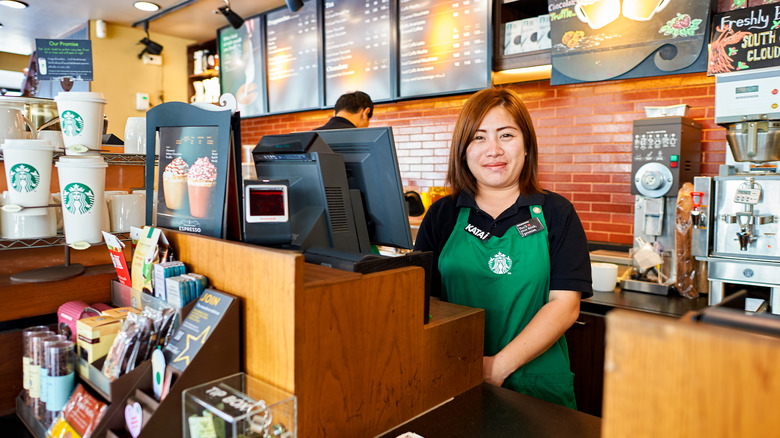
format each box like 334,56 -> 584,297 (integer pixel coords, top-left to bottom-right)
315,127 -> 413,249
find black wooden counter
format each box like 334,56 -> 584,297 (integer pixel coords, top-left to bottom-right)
378,383 -> 601,438
582,288 -> 709,317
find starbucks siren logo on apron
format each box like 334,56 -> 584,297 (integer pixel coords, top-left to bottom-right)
489,251 -> 512,274
60,110 -> 85,136
9,163 -> 40,193
62,183 -> 95,215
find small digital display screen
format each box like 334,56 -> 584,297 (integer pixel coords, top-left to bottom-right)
249,188 -> 286,216
735,85 -> 759,94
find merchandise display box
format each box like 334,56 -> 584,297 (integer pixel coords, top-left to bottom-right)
184,372 -> 296,438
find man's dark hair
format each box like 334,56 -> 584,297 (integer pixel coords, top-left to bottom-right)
334,91 -> 374,119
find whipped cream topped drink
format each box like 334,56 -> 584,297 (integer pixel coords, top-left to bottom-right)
187,157 -> 217,218
163,157 -> 189,211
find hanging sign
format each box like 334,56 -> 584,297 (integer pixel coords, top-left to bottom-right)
34,39 -> 93,81
708,4 -> 780,74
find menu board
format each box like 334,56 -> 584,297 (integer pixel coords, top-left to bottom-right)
398,0 -> 490,98
218,17 -> 265,118
548,0 -> 710,84
708,4 -> 780,74
265,1 -> 321,113
323,0 -> 394,106
156,126 -> 228,238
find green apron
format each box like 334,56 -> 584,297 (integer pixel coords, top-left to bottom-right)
439,205 -> 576,409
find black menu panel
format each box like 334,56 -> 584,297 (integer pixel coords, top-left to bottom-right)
265,1 -> 321,113
218,16 -> 265,118
323,0 -> 394,106
398,0 -> 490,98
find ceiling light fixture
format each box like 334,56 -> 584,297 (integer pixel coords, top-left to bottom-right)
133,1 -> 160,12
138,21 -> 163,59
215,0 -> 244,29
0,0 -> 29,9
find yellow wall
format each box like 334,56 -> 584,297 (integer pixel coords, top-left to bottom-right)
0,52 -> 30,72
90,20 -> 195,140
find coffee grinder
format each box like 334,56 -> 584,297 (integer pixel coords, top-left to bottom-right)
692,66 -> 780,314
621,116 -> 702,295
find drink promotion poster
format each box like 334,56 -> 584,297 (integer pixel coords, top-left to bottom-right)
264,0 -> 321,113
323,0 -> 394,106
547,0 -> 712,85
398,0 -> 490,98
34,39 -> 94,81
219,16 -> 265,117
708,4 -> 780,75
155,126 -> 228,238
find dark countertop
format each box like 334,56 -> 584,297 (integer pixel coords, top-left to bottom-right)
378,383 -> 601,438
582,288 -> 709,318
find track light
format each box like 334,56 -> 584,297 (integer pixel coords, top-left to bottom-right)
138,21 -> 163,59
285,0 -> 304,12
216,0 -> 244,29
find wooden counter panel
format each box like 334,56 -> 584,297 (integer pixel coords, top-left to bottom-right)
0,330 -> 23,416
165,231 -> 301,391
0,264 -> 115,323
603,310 -> 780,438
296,267 -> 423,437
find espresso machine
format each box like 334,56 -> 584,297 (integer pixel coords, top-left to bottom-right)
622,116 -> 702,295
692,66 -> 780,314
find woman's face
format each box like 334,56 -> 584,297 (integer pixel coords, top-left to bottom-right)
465,106 -> 525,193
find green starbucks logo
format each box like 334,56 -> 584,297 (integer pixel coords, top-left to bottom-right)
9,163 -> 40,193
60,110 -> 85,137
62,183 -> 96,215
488,251 -> 512,275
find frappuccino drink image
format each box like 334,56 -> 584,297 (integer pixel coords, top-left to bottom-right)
187,157 -> 217,218
163,157 -> 189,210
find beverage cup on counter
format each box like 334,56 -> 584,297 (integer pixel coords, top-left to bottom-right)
54,92 -> 106,155
1,139 -> 55,207
575,0 -> 621,29
591,262 -> 619,292
123,117 -> 146,155
110,193 -> 145,232
55,155 -> 108,244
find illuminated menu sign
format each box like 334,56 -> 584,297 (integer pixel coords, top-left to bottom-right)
323,0 -> 394,105
398,0 -> 489,98
265,1 -> 321,113
219,17 -> 265,118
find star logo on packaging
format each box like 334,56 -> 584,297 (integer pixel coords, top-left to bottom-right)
60,110 -> 84,136
9,163 -> 40,193
489,251 -> 512,275
62,182 -> 95,215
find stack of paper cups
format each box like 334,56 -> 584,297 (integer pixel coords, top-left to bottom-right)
54,92 -> 106,155
55,156 -> 108,244
1,139 -> 54,206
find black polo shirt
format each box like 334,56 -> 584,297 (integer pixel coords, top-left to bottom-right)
414,191 -> 593,299
314,116 -> 357,130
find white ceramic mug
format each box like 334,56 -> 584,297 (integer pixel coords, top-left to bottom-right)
123,117 -> 146,155
109,193 -> 145,232
592,262 -> 619,292
0,105 -> 35,145
37,130 -> 65,152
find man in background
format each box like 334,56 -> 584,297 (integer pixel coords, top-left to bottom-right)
315,91 -> 374,130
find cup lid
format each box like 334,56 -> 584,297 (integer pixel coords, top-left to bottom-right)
55,155 -> 107,168
1,139 -> 54,151
54,91 -> 107,103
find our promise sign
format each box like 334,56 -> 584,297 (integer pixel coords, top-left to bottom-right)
708,4 -> 780,74
35,39 -> 93,81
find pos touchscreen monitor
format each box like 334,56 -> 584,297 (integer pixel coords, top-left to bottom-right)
316,127 -> 413,250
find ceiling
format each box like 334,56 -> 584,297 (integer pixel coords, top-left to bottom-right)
0,0 -> 285,56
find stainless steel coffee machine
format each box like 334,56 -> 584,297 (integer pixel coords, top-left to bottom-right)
692,66 -> 780,314
622,116 -> 702,295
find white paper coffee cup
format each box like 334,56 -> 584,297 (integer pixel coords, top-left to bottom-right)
591,262 -> 619,292
55,155 -> 108,244
54,92 -> 106,155
1,139 -> 54,207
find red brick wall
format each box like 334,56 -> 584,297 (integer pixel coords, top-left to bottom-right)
240,72 -> 725,245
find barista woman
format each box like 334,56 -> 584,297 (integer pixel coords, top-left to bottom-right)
413,87 -> 592,409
